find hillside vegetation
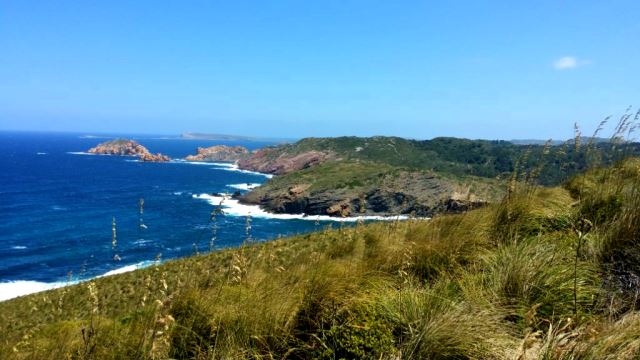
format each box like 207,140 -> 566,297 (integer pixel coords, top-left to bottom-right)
245,135 -> 640,184
3,152 -> 640,358
237,133 -> 640,217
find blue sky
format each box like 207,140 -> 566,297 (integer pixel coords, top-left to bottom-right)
0,1 -> 638,140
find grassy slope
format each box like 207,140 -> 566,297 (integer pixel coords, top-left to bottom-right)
4,159 -> 640,359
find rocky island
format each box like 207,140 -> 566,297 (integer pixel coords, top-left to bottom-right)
184,145 -> 249,162
88,139 -> 171,162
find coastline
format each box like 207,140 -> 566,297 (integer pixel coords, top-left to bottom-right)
0,260 -> 156,302
2,156 -> 421,303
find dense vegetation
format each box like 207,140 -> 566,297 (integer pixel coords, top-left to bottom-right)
260,134 -> 640,185
3,149 -> 640,358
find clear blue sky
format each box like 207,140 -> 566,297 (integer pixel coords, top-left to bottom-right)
1,1 -> 638,140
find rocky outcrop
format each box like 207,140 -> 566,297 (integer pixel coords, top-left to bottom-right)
240,170 -> 494,218
238,149 -> 334,175
139,152 -> 171,162
185,145 -> 249,162
88,139 -> 170,162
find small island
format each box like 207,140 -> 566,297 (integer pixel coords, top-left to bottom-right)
88,139 -> 171,162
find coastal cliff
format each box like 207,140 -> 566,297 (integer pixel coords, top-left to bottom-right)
185,145 -> 249,162
239,161 -> 499,217
88,139 -> 170,162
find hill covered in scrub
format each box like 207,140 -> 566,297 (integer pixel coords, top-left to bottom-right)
233,135 -> 640,217
3,158 -> 640,359
238,135 -> 640,183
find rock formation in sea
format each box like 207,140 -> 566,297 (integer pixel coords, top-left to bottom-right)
184,145 -> 249,162
88,139 -> 170,162
138,152 -> 171,162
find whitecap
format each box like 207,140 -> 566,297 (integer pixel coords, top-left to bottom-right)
0,260 -> 156,302
192,193 -> 413,222
227,183 -> 261,191
36,152 -> 47,155
211,163 -> 273,178
0,281 -> 68,302
171,160 -> 216,166
66,151 -> 96,156
173,160 -> 273,178
11,246 -> 27,250
98,261 -> 155,277
134,238 -> 153,245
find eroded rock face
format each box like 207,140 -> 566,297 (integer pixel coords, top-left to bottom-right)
237,149 -> 334,175
184,145 -> 249,162
139,152 -> 171,162
240,171 -> 491,218
87,139 -> 170,162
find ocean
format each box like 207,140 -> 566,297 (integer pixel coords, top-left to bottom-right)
0,131 -> 364,301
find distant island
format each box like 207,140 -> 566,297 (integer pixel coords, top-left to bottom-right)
88,139 -> 171,162
180,132 -> 293,143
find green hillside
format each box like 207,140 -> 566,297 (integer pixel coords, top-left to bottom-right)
3,158 -> 640,359
256,135 -> 640,185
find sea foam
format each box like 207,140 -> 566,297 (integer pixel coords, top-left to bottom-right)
193,193 -> 410,222
228,183 -> 261,191
0,261 -> 155,302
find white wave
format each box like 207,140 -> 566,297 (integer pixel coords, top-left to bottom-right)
208,162 -> 235,168
212,163 -> 273,178
36,152 -> 47,155
0,281 -> 68,302
98,261 -> 155,277
66,151 -> 96,156
193,193 -> 412,222
228,183 -> 261,191
0,261 -> 156,302
171,160 -> 216,166
173,160 -> 273,178
173,191 -> 183,195
134,238 -> 153,245
11,246 -> 27,250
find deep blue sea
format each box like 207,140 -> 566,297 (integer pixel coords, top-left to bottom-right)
0,131 -> 348,300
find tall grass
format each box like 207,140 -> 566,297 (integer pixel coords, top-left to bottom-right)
4,110 -> 640,358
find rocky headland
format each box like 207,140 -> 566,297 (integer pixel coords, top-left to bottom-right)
184,145 -> 249,162
238,162 -> 497,217
87,139 -> 171,162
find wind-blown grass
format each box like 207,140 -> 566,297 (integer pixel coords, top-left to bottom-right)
4,156 -> 640,358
